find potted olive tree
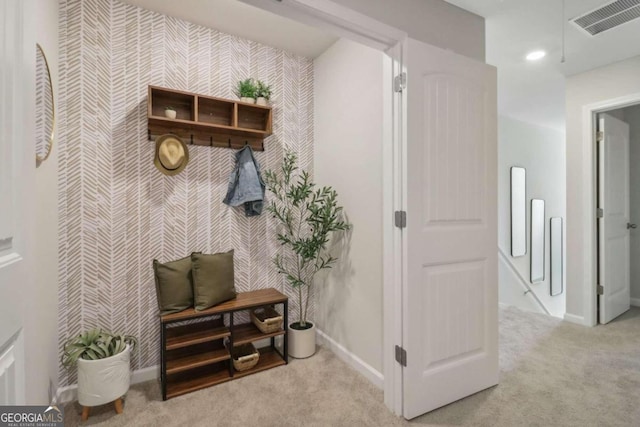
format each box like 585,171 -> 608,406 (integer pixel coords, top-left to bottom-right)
264,151 -> 350,358
62,328 -> 137,419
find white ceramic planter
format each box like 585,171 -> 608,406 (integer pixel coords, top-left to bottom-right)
256,97 -> 268,106
240,97 -> 256,104
288,322 -> 316,358
77,345 -> 131,407
164,109 -> 177,119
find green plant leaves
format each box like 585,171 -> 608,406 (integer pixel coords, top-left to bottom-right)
255,80 -> 272,99
235,78 -> 257,98
61,328 -> 138,368
264,150 -> 351,324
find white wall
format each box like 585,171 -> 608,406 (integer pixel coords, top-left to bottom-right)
332,0 -> 485,62
566,55 -> 640,324
30,0 -> 59,404
498,116 -> 566,317
621,105 -> 640,304
314,39 -> 384,377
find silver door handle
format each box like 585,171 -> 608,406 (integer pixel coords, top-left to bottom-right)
628,223 -> 637,229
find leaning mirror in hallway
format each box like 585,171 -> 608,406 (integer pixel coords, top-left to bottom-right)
511,167 -> 526,257
35,43 -> 54,163
550,217 -> 563,296
530,199 -> 545,283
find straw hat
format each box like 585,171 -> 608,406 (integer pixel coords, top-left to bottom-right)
154,134 -> 189,176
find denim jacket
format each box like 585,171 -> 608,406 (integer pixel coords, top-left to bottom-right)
223,146 -> 265,216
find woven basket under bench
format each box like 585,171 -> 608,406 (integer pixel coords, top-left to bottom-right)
231,343 -> 260,371
250,306 -> 284,334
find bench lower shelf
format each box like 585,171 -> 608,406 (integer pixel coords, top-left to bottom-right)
165,347 -> 286,399
233,347 -> 287,378
166,364 -> 231,399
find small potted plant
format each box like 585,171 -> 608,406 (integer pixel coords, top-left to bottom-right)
62,328 -> 137,418
164,106 -> 177,119
236,78 -> 257,104
264,151 -> 350,358
255,80 -> 272,106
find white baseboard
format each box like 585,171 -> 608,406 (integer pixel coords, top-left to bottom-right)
631,298 -> 640,307
56,364 -> 159,405
316,329 -> 383,390
563,312 -> 587,326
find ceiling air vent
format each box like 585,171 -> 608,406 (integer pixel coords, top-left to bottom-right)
572,0 -> 640,35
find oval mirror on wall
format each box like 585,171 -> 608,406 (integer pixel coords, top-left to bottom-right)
36,43 -> 54,163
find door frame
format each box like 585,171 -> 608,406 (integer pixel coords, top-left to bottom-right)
580,92 -> 640,326
0,0 -> 36,404
239,0 -> 407,415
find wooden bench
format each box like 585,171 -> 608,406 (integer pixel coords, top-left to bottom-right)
159,288 -> 288,400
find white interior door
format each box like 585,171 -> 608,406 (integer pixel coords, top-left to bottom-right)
598,113 -> 631,324
402,38 -> 498,419
0,0 -> 35,405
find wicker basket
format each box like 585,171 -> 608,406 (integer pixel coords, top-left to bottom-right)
250,306 -> 283,334
231,343 -> 259,372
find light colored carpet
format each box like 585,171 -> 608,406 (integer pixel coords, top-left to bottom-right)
63,306 -> 640,426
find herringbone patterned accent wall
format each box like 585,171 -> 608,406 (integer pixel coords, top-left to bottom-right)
58,0 -> 314,387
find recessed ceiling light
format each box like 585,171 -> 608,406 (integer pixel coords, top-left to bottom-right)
526,50 -> 546,61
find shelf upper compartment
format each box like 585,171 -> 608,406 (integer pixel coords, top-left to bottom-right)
148,86 -> 272,151
166,319 -> 230,350
150,87 -> 195,121
232,323 -> 285,346
166,347 -> 230,375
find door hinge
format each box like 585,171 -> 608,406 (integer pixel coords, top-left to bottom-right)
395,345 -> 407,367
597,208 -> 604,218
597,131 -> 604,142
597,285 -> 604,295
394,72 -> 406,93
395,211 -> 407,228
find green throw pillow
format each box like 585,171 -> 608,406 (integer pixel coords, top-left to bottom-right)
153,256 -> 194,315
191,250 -> 237,311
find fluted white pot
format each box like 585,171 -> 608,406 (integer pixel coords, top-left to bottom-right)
256,97 -> 268,106
240,97 -> 256,104
288,322 -> 316,358
164,109 -> 177,119
77,345 -> 131,407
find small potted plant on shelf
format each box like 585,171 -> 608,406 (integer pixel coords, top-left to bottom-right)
61,328 -> 137,419
255,80 -> 272,106
236,78 -> 257,104
164,106 -> 177,119
264,151 -> 350,359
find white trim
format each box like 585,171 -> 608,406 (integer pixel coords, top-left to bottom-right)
56,364 -> 159,405
239,0 -> 406,52
631,298 -> 640,307
580,91 -> 640,327
0,252 -> 22,269
317,329 -> 384,389
563,312 -> 587,326
382,43 -> 404,417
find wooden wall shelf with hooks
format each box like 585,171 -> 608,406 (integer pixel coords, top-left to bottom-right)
147,86 -> 272,151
